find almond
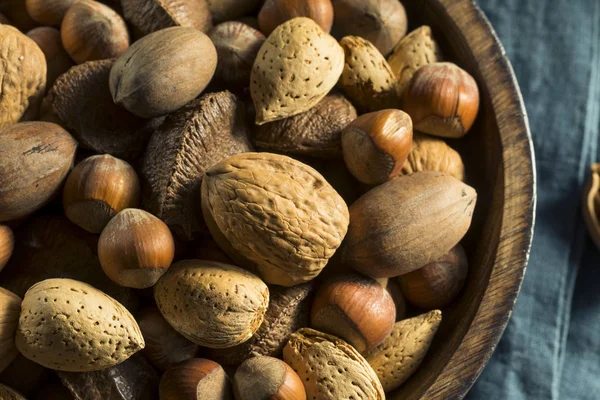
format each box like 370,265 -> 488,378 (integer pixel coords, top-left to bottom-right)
15,278 -> 145,372
0,288 -> 21,374
365,310 -> 442,392
338,35 -> 399,112
283,328 -> 385,400
250,17 -> 344,125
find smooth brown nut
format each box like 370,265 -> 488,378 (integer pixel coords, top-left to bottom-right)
110,26 -> 217,119
283,328 -> 385,400
234,356 -> 306,400
311,273 -> 396,353
63,154 -> 141,233
253,92 -> 357,158
99,209 -> 175,289
15,278 -> 145,372
583,163 -> 600,249
341,171 -> 477,278
0,225 -> 14,272
365,310 -> 442,392
209,22 -> 265,88
25,0 -> 78,26
122,0 -> 212,37
206,0 -> 262,23
339,35 -> 399,112
0,384 -> 26,400
141,91 -> 253,241
154,260 -> 269,348
26,27 -> 74,90
341,109 -> 413,185
160,359 -> 233,400
388,26 -> 443,95
61,1 -> 130,64
400,132 -> 465,181
385,278 -> 407,321
258,0 -> 334,35
402,62 -> 480,138
0,25 -> 46,128
201,152 -> 350,286
0,122 -> 77,222
331,0 -> 407,56
202,283 -> 314,366
137,306 -> 198,372
0,288 -> 21,374
250,17 -> 344,125
48,59 -> 158,160
398,244 -> 468,309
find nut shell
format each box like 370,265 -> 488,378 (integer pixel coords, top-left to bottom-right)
159,358 -> 233,400
0,25 -> 46,128
154,260 -> 269,348
25,0 -> 77,26
234,356 -> 306,400
0,288 -> 21,374
15,278 -> 145,372
201,152 -> 349,286
0,122 -> 77,222
26,27 -> 74,90
0,225 -> 14,272
400,132 -> 465,181
110,26 -> 217,119
258,0 -> 334,35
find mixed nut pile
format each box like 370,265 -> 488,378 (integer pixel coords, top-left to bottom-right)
0,0 -> 479,399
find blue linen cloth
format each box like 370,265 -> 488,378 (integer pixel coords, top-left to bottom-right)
468,0 -> 600,399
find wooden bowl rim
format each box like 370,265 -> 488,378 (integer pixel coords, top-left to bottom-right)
417,0 -> 537,398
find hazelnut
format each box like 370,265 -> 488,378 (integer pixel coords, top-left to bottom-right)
233,356 -> 306,400
61,0 -> 130,64
310,273 -> 396,353
159,358 -> 233,400
25,0 -> 78,26
258,0 -> 334,36
137,306 -> 199,372
209,22 -> 265,88
341,109 -> 413,185
385,278 -> 407,321
27,27 -> 74,90
98,208 -> 175,289
398,244 -> 469,309
402,62 -> 480,138
0,225 -> 14,272
63,154 -> 141,233
0,288 -> 21,374
331,0 -> 407,56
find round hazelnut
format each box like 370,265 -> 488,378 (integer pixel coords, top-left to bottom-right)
0,225 -> 14,272
63,154 -> 141,233
61,0 -> 130,64
159,358 -> 233,400
27,27 -> 74,91
398,244 -> 469,309
137,307 -> 199,372
310,273 -> 396,353
233,356 -> 306,400
98,208 -> 175,289
25,0 -> 78,26
209,22 -> 265,88
402,62 -> 480,138
258,0 -> 334,36
331,0 -> 407,56
341,109 -> 413,185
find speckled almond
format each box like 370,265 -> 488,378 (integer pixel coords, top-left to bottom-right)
400,132 -> 465,181
388,26 -> 443,94
250,17 -> 344,125
283,328 -> 385,399
365,310 -> 442,392
339,35 -> 399,112
15,278 -> 145,372
154,260 -> 269,349
0,288 -> 21,374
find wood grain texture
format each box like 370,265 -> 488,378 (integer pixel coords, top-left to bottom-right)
390,0 -> 536,399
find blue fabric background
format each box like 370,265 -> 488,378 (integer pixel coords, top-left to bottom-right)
468,0 -> 600,399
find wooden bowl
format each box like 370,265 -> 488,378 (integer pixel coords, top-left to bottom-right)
391,0 -> 536,399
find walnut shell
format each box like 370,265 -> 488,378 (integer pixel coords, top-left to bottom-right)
121,0 -> 212,37
252,93 -> 357,158
400,132 -> 465,181
141,91 -> 253,241
49,59 -> 157,160
283,328 -> 385,399
154,260 -> 269,348
0,25 -> 46,128
0,288 -> 21,374
201,152 -> 350,286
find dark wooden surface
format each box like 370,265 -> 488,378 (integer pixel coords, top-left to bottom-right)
390,1 -> 536,399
